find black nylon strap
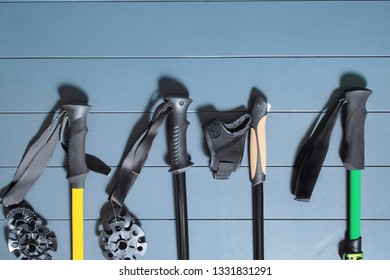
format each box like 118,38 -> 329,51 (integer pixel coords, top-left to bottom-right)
294,88 -> 372,201
294,99 -> 347,201
1,113 -> 67,207
109,101 -> 172,207
1,108 -> 110,207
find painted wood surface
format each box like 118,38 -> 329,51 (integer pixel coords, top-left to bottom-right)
0,0 -> 389,260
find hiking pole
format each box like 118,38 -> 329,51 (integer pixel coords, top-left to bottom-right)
343,89 -> 371,260
249,96 -> 270,260
1,103 -> 109,260
166,96 -> 193,260
63,104 -> 91,260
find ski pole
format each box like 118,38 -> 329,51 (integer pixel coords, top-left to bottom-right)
63,104 -> 91,260
166,96 -> 193,260
249,97 -> 270,260
343,89 -> 371,260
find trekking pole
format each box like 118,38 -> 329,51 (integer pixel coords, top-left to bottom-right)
1,103 -> 109,260
343,89 -> 371,260
166,96 -> 193,260
63,104 -> 91,260
249,97 -> 270,260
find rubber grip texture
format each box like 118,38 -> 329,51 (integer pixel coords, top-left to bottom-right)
63,104 -> 91,188
343,89 -> 372,170
166,96 -> 193,174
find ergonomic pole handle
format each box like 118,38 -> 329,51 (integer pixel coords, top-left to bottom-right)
63,104 -> 91,188
343,88 -> 372,170
166,96 -> 193,174
249,97 -> 270,186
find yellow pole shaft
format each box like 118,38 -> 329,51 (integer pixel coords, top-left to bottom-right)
72,188 -> 84,260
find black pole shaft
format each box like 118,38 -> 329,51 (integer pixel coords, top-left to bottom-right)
173,172 -> 189,260
253,183 -> 264,260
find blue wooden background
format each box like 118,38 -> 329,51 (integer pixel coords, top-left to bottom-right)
1,1 -> 390,260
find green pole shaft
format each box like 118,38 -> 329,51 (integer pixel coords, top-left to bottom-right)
343,88 -> 371,260
349,170 -> 361,240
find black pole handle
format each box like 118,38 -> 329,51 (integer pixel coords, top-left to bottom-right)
166,96 -> 193,174
249,97 -> 270,186
343,88 -> 372,170
63,104 -> 91,189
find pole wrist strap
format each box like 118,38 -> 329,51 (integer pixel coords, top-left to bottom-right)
203,114 -> 251,179
294,98 -> 347,201
1,107 -> 110,207
109,101 -> 172,207
294,88 -> 371,201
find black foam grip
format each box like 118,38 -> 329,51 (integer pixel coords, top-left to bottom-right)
343,89 -> 372,170
166,96 -> 193,174
63,104 -> 91,188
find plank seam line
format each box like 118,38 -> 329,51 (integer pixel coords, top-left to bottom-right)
2,0 -> 390,4
0,55 -> 390,60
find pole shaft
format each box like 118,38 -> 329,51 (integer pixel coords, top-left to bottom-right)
173,172 -> 189,260
72,188 -> 84,260
253,183 -> 264,260
349,170 -> 361,240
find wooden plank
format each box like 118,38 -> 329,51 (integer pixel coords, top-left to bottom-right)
0,58 -> 389,113
0,0 -> 388,261
265,220 -> 390,260
0,2 -> 389,57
